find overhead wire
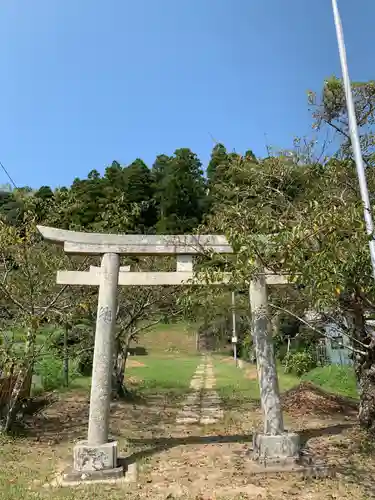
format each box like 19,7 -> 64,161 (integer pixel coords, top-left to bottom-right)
0,160 -> 17,189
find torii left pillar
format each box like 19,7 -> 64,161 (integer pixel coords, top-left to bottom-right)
74,252 -> 122,480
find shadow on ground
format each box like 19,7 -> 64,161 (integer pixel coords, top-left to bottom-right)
19,391 -> 189,442
127,433 -> 253,462
299,422 -> 355,446
125,423 -> 356,463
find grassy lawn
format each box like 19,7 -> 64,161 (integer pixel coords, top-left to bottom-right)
136,321 -> 198,355
302,365 -> 358,399
213,356 -> 300,402
125,355 -> 200,394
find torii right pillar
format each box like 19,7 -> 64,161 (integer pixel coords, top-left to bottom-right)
249,263 -> 300,466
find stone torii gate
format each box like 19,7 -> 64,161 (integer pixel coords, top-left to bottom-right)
37,226 -> 300,483
37,226 -> 234,482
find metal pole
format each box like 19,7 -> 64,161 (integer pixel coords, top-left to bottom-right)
331,0 -> 375,280
231,291 -> 238,366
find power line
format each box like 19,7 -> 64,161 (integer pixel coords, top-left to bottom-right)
0,160 -> 17,189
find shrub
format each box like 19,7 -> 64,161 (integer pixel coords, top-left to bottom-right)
284,350 -> 316,376
238,333 -> 253,361
274,341 -> 288,362
49,326 -> 94,376
34,354 -> 80,391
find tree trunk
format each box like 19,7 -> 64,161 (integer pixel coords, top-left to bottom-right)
271,313 -> 281,337
350,298 -> 375,433
111,336 -> 131,399
24,326 -> 36,397
2,365 -> 30,433
1,326 -> 36,433
63,324 -> 69,388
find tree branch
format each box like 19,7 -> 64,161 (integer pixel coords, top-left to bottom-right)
40,257 -> 89,319
269,302 -> 368,356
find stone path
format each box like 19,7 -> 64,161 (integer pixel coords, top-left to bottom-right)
176,354 -> 223,425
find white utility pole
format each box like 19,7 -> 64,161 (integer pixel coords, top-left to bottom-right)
231,291 -> 238,366
331,0 -> 375,279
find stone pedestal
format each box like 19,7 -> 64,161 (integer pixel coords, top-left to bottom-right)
73,440 -> 118,471
252,432 -> 300,465
61,440 -> 125,483
245,432 -> 333,478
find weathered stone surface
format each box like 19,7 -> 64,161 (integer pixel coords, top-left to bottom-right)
59,462 -> 139,486
58,269 -> 286,287
249,264 -> 284,435
176,255 -> 193,271
252,432 -> 300,464
36,226 -> 233,255
61,465 -> 124,484
87,253 -> 120,446
176,356 -> 223,426
246,461 -> 334,478
73,440 -> 118,471
90,265 -> 130,272
265,274 -> 289,285
57,270 -> 230,286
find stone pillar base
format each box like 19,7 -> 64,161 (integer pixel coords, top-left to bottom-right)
73,440 -> 118,471
58,440 -> 139,485
252,432 -> 300,465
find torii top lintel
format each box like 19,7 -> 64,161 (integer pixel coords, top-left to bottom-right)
36,225 -> 233,256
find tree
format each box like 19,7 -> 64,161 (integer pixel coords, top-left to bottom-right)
122,159 -> 157,231
154,148 -> 206,233
35,186 -> 54,201
104,161 -> 126,190
0,190 -> 24,227
309,77 -> 375,165
112,278 -> 180,397
207,146 -> 375,432
68,173 -> 109,228
51,256 -> 182,399
207,143 -> 229,184
0,214 -> 84,432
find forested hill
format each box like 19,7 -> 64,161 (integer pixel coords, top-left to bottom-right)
0,144 -> 255,235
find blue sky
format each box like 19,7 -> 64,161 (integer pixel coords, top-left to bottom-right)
0,0 -> 373,189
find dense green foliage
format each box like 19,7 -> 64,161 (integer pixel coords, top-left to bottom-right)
0,147 -> 210,234
284,350 -> 316,377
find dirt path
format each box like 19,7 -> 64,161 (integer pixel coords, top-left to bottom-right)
176,354 -> 223,425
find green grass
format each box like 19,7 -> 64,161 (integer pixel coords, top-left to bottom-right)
137,321 -> 198,355
51,354 -> 201,397
302,364 -> 358,399
5,325 -> 62,345
126,354 -> 200,395
212,357 -> 300,403
23,322 -> 201,398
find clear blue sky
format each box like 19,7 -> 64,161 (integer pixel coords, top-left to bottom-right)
0,0 -> 373,189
